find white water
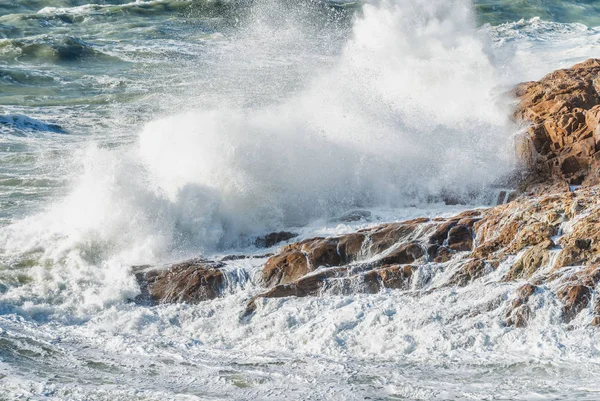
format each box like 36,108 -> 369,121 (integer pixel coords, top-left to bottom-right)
2,0 -> 600,399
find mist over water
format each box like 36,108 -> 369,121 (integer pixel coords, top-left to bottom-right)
1,0 -> 600,399
3,0 -> 517,273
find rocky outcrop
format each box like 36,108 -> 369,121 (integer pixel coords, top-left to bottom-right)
505,283 -> 538,328
247,186 -> 600,325
136,259 -> 226,304
259,213 -> 479,288
135,60 -> 600,329
515,59 -> 600,187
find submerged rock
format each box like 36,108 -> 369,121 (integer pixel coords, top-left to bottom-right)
506,283 -> 538,328
254,231 -> 298,248
335,209 -> 372,223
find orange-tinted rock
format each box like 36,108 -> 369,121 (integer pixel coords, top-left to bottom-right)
447,259 -> 488,286
245,264 -> 415,316
427,244 -> 453,263
506,305 -> 533,328
447,224 -> 474,252
139,259 -> 225,304
504,239 -> 554,281
514,59 -> 600,186
378,242 -> 424,266
557,284 -> 591,322
516,283 -> 538,300
362,264 -> 414,293
261,219 -> 430,288
302,238 -> 345,268
262,249 -> 309,287
248,185 -> 600,323
367,222 -> 421,254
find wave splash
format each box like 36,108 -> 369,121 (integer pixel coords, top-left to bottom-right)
136,0 -> 516,248
0,0 -> 516,315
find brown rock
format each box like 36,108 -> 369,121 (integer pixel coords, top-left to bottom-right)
429,220 -> 459,245
302,238 -> 345,268
516,283 -> 538,300
368,221 -> 422,254
447,259 -> 488,286
260,218 -> 431,288
245,264 -> 415,316
506,305 -> 533,328
138,259 -> 225,304
362,264 -> 414,292
262,249 -> 309,287
378,242 -> 424,265
504,239 -> 554,281
447,224 -> 474,252
557,284 -> 591,322
514,58 -> 600,187
427,244 -> 453,263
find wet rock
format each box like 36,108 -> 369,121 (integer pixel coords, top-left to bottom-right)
254,231 -> 298,248
362,264 -> 415,293
220,253 -> 273,261
245,264 -> 415,317
514,58 -> 600,188
447,224 -> 474,252
367,220 -> 427,254
506,305 -> 533,328
244,181 -> 600,323
378,242 -> 424,266
137,259 -> 225,304
447,259 -> 488,286
303,238 -> 346,267
427,244 -> 453,263
260,219 -> 430,288
505,283 -> 538,328
504,239 -> 554,281
554,245 -> 590,270
262,249 -> 310,287
429,220 -> 459,245
516,283 -> 538,300
557,284 -> 591,323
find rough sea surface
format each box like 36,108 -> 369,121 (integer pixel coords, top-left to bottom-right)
1,0 -> 600,399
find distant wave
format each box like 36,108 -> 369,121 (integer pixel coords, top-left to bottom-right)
0,114 -> 67,135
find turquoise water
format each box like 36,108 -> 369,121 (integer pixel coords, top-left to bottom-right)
1,1 -> 600,400
476,0 -> 600,25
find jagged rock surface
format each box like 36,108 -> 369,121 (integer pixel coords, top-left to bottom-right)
136,259 -> 226,304
136,60 -> 600,328
248,187 -> 600,325
515,59 -> 600,187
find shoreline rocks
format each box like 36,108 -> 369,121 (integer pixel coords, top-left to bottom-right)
135,59 -> 600,328
245,186 -> 600,324
135,259 -> 226,304
515,58 -> 600,189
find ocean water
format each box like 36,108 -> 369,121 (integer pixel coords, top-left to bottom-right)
1,0 -> 600,399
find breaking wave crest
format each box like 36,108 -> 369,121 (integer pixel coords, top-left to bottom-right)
0,0 -> 516,307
